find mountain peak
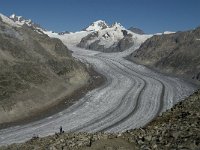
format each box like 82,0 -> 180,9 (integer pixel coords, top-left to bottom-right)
9,14 -> 32,25
10,13 -> 16,19
85,20 -> 108,31
111,22 -> 124,29
9,13 -> 42,29
93,20 -> 107,24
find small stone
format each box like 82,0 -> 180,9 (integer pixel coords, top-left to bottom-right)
172,132 -> 179,140
153,144 -> 157,149
137,139 -> 144,144
49,146 -> 57,150
145,135 -> 152,141
117,133 -> 122,137
165,143 -> 171,147
101,134 -> 108,140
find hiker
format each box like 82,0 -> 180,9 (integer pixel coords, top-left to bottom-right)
60,126 -> 63,134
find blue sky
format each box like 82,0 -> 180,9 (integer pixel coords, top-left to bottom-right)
0,0 -> 200,33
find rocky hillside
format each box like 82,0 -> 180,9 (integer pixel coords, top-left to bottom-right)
0,14 -> 89,124
1,89 -> 199,150
128,26 -> 200,83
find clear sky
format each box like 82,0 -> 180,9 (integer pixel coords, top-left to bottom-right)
0,0 -> 199,33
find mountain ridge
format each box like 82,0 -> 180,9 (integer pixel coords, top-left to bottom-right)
3,13 -> 176,53
0,13 -> 90,124
128,26 -> 200,83
128,27 -> 145,35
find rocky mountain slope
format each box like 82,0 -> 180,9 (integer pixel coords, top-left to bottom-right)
2,89 -> 199,150
0,13 -> 90,124
128,26 -> 200,83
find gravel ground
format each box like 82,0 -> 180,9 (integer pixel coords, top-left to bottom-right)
1,89 -> 199,150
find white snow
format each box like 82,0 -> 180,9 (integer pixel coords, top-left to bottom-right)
45,24 -> 152,49
44,30 -> 92,46
85,20 -> 108,31
0,13 -> 44,34
9,14 -> 35,27
45,20 -> 152,49
163,31 -> 175,34
0,13 -> 20,27
155,31 -> 175,35
111,22 -> 124,29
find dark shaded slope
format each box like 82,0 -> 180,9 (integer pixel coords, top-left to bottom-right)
0,17 -> 89,124
128,27 -> 144,35
128,27 -> 200,83
77,30 -> 134,52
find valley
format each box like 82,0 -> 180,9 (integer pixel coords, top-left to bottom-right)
0,44 -> 197,145
0,13 -> 199,148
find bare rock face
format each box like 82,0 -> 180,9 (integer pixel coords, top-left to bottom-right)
128,27 -> 145,35
77,30 -> 134,52
0,15 -> 89,124
128,27 -> 200,83
58,31 -> 70,35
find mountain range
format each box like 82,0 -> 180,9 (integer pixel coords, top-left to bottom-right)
6,14 -> 177,54
44,20 -> 152,52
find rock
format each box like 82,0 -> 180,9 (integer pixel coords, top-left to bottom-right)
172,132 -> 180,140
153,144 -> 157,149
101,134 -> 108,140
49,146 -> 57,150
145,135 -> 152,142
117,133 -> 122,137
137,139 -> 144,144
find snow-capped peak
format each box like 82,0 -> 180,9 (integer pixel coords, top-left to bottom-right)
111,22 -> 124,29
9,14 -> 42,29
10,14 -> 32,25
85,20 -> 108,31
0,13 -> 20,27
10,14 -> 16,19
